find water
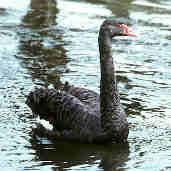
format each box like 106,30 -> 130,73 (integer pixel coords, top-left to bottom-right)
0,0 -> 171,170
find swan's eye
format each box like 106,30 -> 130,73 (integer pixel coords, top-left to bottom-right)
116,24 -> 122,28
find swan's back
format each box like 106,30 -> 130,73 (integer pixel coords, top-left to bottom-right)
62,82 -> 100,115
26,88 -> 106,143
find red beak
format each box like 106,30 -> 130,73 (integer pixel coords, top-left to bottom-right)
121,24 -> 137,37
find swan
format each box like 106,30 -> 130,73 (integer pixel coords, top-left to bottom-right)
26,18 -> 136,143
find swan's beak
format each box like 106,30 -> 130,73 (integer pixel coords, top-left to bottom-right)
121,24 -> 137,37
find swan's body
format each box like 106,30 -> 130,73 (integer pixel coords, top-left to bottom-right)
26,19 -> 136,143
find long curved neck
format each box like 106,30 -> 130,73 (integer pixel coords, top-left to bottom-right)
98,29 -> 121,133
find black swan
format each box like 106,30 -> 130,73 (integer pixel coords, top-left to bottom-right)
26,19 -> 136,143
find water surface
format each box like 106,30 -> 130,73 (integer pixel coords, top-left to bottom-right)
0,0 -> 171,170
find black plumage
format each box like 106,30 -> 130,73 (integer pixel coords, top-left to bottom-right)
26,19 -> 136,143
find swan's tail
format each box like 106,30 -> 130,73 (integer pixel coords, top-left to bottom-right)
26,88 -> 89,131
26,88 -> 62,120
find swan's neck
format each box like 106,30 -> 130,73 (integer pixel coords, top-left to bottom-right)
98,31 -> 121,133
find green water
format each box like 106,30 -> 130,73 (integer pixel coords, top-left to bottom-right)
0,0 -> 171,170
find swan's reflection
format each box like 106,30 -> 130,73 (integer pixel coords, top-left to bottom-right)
17,0 -> 68,87
30,126 -> 130,171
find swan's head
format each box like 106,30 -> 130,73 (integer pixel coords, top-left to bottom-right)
100,19 -> 137,38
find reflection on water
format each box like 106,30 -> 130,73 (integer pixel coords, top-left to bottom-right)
106,0 -> 134,18
24,0 -> 58,28
17,0 -> 68,86
30,127 -> 129,170
0,0 -> 171,170
77,0 -> 134,18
